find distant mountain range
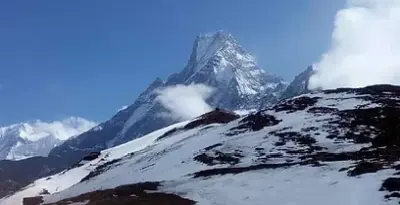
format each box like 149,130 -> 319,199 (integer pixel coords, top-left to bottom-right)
0,31 -> 314,198
0,117 -> 96,160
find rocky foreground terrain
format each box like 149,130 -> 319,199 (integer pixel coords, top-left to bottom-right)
2,84 -> 400,205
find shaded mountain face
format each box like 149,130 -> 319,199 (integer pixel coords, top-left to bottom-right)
49,31 -> 287,160
6,84 -> 400,205
280,65 -> 314,99
0,156 -> 68,198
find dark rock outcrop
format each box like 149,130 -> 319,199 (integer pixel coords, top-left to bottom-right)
23,182 -> 195,205
184,109 -> 240,130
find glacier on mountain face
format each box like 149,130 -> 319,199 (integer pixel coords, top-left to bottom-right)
0,117 -> 96,160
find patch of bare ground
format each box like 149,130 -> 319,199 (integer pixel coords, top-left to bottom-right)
23,182 -> 195,205
228,112 -> 281,136
158,109 -> 239,141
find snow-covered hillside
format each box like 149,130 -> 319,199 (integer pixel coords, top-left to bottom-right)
4,84 -> 400,205
0,117 -> 96,160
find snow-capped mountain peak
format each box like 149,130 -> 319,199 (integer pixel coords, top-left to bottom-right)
194,30 -> 251,63
48,31 -> 288,159
0,117 -> 96,160
188,30 -> 259,86
175,31 -> 287,103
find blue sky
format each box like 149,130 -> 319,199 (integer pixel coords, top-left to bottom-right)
0,0 -> 345,125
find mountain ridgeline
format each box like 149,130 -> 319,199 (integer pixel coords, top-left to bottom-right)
0,31 -> 313,198
49,31 -> 297,160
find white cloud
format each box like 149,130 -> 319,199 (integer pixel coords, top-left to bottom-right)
0,117 -> 97,160
309,0 -> 400,89
117,105 -> 128,112
1,116 -> 97,141
155,84 -> 215,120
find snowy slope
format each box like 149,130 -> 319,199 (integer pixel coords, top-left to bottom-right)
0,120 -> 190,205
5,84 -> 400,205
0,117 -> 96,160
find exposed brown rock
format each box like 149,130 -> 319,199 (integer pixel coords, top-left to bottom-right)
184,109 -> 240,130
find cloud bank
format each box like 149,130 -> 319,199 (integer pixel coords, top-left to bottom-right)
309,0 -> 400,89
155,84 -> 215,120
